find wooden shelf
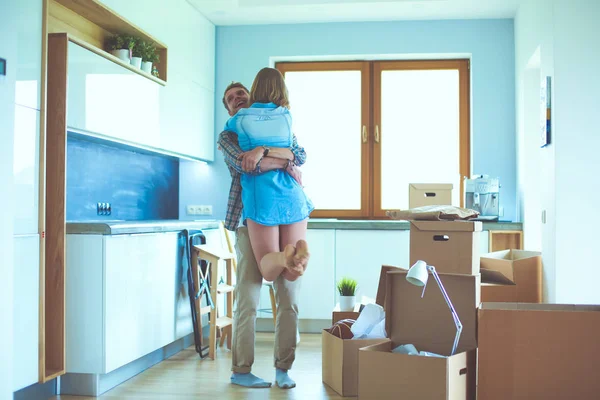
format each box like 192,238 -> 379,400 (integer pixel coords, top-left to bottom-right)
48,0 -> 168,83
68,35 -> 166,86
489,230 -> 524,252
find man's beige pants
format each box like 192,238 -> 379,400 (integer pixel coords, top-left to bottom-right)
231,226 -> 300,373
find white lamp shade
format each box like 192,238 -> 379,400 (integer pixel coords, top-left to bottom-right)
406,260 -> 429,286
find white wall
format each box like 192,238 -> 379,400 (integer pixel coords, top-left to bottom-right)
514,0 -> 555,302
553,0 -> 600,304
516,0 -> 600,304
0,4 -> 16,399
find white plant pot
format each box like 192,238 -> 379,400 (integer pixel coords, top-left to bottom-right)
339,295 -> 356,312
141,61 -> 153,73
130,56 -> 142,69
111,49 -> 130,63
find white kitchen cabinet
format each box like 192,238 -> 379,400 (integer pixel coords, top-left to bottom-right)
13,105 -> 39,235
66,232 -> 189,374
94,0 -> 216,161
12,234 -> 40,391
297,229 -> 336,319
160,75 -> 214,160
67,41 -> 162,149
335,230 -> 409,302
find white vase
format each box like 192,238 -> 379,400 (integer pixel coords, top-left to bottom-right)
111,49 -> 130,63
339,295 -> 356,312
141,61 -> 153,73
130,56 -> 142,69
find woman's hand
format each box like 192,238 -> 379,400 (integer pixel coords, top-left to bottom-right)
238,147 -> 265,172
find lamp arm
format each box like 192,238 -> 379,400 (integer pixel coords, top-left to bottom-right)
427,266 -> 463,356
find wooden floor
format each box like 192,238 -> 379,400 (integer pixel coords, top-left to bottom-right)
53,333 -> 342,399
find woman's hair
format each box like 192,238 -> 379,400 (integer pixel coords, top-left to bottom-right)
249,67 -> 290,109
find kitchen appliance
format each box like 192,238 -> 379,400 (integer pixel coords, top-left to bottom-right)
465,175 -> 500,220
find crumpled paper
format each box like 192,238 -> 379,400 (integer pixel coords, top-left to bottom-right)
351,303 -> 386,339
386,205 -> 479,221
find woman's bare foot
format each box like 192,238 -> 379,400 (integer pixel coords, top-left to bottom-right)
283,244 -> 304,276
293,240 -> 310,273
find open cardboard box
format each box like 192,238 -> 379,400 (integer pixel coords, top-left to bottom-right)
409,183 -> 453,208
410,221 -> 482,275
478,303 -> 600,399
323,265 -> 402,397
358,270 -> 480,400
480,250 -> 542,303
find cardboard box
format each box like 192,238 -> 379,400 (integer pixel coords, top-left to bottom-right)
480,250 -> 542,303
410,221 -> 482,275
409,183 -> 453,208
323,265 -> 402,397
358,270 -> 480,399
332,311 -> 360,325
478,303 -> 600,399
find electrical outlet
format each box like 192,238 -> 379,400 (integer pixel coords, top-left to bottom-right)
187,205 -> 212,216
97,202 -> 111,216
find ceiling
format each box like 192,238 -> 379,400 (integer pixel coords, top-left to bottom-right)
186,0 -> 521,26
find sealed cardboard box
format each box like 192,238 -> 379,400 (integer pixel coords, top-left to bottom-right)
410,221 -> 482,275
409,183 -> 453,208
323,265 -> 402,397
478,303 -> 600,399
480,250 -> 542,303
358,270 -> 480,399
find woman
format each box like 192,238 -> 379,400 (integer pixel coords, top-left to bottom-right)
224,67 -> 314,281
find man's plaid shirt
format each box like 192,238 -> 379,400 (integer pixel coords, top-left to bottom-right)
217,130 -> 307,231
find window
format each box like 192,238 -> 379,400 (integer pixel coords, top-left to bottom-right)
277,59 -> 470,219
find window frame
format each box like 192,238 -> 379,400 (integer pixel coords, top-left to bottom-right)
276,61 -> 372,218
276,59 -> 470,219
372,59 -> 471,217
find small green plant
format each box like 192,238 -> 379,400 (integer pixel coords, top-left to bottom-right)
131,37 -> 144,58
105,34 -> 125,51
106,33 -> 135,51
140,40 -> 159,63
337,277 -> 358,296
123,34 -> 136,52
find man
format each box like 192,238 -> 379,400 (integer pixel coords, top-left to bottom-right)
218,82 -> 306,389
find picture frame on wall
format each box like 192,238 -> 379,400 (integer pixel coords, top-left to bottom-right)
540,76 -> 551,147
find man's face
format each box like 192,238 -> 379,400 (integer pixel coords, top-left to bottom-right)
225,87 -> 249,116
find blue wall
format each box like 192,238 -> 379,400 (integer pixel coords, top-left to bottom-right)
181,18 -> 517,222
67,135 -> 179,221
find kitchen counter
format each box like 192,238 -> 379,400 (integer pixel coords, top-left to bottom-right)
306,219 -> 522,231
67,218 -> 522,235
66,219 -> 221,235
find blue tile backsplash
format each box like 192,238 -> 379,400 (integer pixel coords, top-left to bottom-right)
66,135 -> 179,221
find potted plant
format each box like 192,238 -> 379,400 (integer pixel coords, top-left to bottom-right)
130,37 -> 143,69
106,34 -> 130,62
140,41 -> 159,74
337,277 -> 358,311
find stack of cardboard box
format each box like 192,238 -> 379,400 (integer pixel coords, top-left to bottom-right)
358,220 -> 482,399
323,214 -> 600,398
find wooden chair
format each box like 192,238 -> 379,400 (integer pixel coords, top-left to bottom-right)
191,244 -> 235,360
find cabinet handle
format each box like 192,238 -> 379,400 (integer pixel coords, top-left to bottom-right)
362,125 -> 368,143
375,125 -> 380,143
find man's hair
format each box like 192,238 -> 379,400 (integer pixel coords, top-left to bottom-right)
222,81 -> 249,111
249,67 -> 290,109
